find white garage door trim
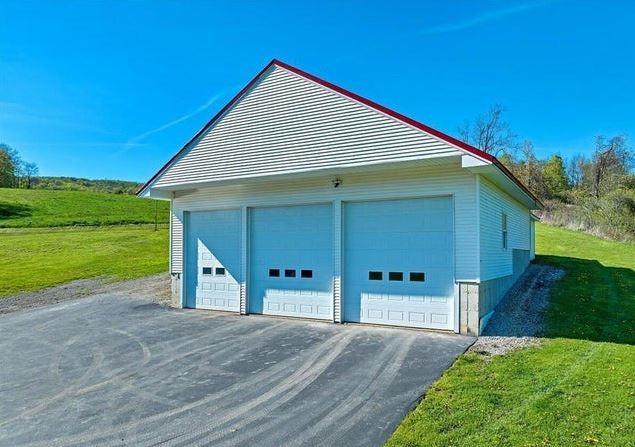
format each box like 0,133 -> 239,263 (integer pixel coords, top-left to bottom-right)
342,196 -> 456,330
184,209 -> 242,312
248,203 -> 334,321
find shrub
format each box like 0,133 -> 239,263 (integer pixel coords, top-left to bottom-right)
539,190 -> 635,241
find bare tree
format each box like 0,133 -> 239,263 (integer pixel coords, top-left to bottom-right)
590,136 -> 632,198
458,104 -> 517,157
22,162 -> 39,189
567,154 -> 586,187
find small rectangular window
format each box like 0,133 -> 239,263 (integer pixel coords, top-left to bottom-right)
215,267 -> 226,276
269,269 -> 280,277
410,272 -> 425,282
389,272 -> 403,281
202,267 -> 212,275
369,271 -> 383,281
301,269 -> 313,278
284,269 -> 296,278
502,213 -> 508,249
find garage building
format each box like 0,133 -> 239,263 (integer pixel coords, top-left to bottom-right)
138,60 -> 542,335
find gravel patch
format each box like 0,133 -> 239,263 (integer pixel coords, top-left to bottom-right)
470,264 -> 565,356
0,273 -> 171,314
470,336 -> 541,356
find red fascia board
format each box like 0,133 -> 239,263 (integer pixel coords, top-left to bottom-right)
138,58 -> 541,207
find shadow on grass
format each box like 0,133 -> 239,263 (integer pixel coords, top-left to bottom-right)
536,255 -> 635,346
0,201 -> 32,219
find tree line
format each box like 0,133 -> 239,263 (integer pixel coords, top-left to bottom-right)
0,143 -> 39,189
2,110 -> 633,240
460,105 -> 634,240
0,143 -> 140,194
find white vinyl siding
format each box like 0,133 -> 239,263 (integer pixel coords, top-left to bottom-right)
479,176 -> 531,281
169,163 -> 478,281
530,219 -> 536,260
501,213 -> 508,249
170,208 -> 183,274
153,66 -> 463,188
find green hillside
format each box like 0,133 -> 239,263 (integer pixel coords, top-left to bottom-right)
31,176 -> 141,194
0,226 -> 168,296
0,188 -> 169,228
387,223 -> 634,446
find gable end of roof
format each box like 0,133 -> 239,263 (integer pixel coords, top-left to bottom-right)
138,59 -> 541,208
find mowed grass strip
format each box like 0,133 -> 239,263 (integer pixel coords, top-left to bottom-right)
0,226 -> 168,296
386,224 -> 635,447
0,188 -> 169,228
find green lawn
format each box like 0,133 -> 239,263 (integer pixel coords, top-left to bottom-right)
387,224 -> 635,447
0,226 -> 168,296
0,188 -> 169,228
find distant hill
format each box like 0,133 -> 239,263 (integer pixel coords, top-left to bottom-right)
0,188 -> 169,228
31,176 -> 142,194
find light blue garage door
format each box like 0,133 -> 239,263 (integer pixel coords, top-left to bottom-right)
343,197 -> 455,330
185,210 -> 241,311
249,204 -> 333,320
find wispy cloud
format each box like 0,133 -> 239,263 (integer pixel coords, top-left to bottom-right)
419,1 -> 552,35
121,91 -> 225,152
0,101 -> 116,135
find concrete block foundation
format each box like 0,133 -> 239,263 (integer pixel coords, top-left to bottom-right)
170,273 -> 182,308
458,249 -> 531,336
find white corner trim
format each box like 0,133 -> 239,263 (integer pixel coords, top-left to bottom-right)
475,174 -> 481,282
240,206 -> 249,315
332,199 -> 342,323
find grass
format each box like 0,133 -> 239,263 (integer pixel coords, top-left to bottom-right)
2,194 -> 633,444
0,188 -> 169,228
0,226 -> 168,296
387,223 -> 635,447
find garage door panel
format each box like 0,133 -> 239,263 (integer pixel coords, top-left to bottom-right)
343,197 -> 454,330
249,204 -> 333,320
360,301 -> 451,330
186,210 -> 241,311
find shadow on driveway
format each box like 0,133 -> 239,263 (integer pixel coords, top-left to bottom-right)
0,294 -> 472,447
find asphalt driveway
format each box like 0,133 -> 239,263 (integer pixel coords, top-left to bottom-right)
0,294 -> 473,447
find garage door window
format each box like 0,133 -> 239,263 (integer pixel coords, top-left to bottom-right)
285,269 -> 296,278
409,272 -> 425,282
301,269 -> 313,278
368,271 -> 383,281
202,267 -> 212,275
269,268 -> 280,277
215,267 -> 226,276
389,272 -> 403,281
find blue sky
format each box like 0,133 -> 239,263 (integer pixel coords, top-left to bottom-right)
1,0 -> 633,182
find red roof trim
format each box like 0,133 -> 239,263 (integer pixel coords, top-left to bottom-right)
272,59 -> 495,164
138,59 -> 541,207
271,59 -> 541,206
